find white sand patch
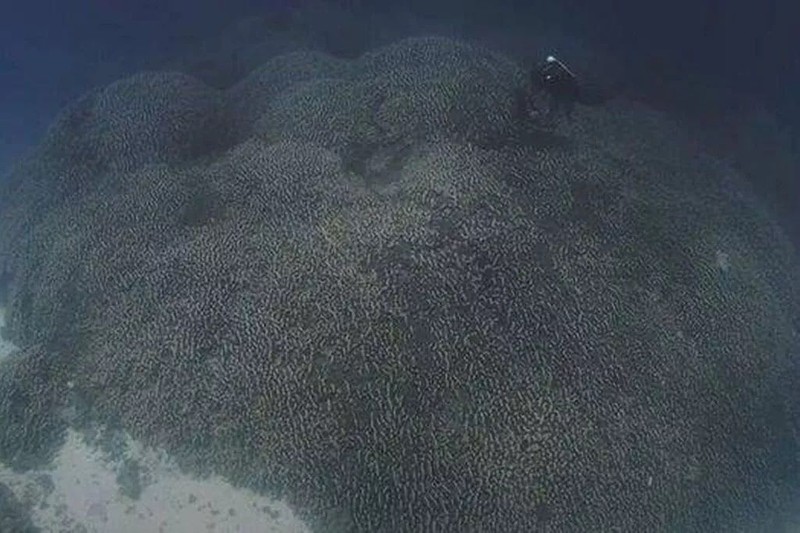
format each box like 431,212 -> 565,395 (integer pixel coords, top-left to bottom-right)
0,429 -> 312,533
0,306 -> 17,361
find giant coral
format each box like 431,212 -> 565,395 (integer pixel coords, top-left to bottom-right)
0,36 -> 798,532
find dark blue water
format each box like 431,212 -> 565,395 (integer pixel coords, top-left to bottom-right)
0,0 -> 263,165
2,0 -> 798,248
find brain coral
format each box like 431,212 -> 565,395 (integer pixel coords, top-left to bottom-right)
0,36 -> 798,532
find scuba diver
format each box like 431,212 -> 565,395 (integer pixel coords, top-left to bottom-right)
526,54 -> 611,128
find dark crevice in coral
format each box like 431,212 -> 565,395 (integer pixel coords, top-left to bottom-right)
477,120 -> 572,152
0,268 -> 12,308
185,113 -> 240,162
181,183 -> 226,227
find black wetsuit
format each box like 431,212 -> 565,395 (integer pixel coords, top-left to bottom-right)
528,56 -> 610,127
537,58 -> 581,118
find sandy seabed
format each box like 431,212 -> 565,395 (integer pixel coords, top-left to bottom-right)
0,308 -> 312,533
1,429 -> 312,532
